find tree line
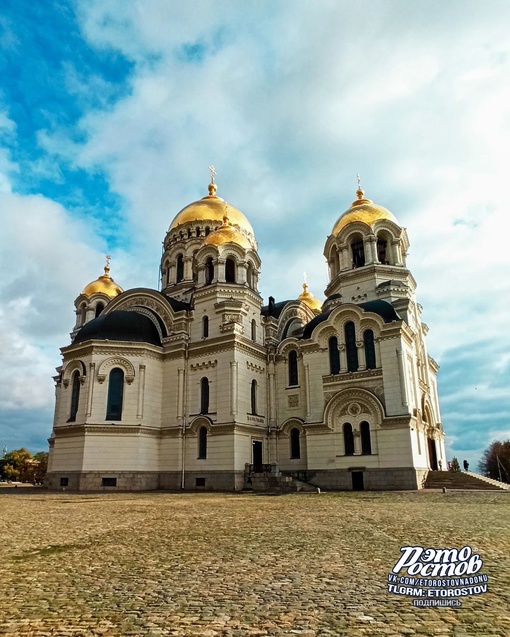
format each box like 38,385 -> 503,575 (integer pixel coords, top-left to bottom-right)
0,448 -> 48,484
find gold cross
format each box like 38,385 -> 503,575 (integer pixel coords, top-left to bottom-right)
357,173 -> 362,190
105,254 -> 111,267
208,165 -> 216,184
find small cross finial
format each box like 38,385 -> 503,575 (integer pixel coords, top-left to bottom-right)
209,165 -> 216,184
303,271 -> 307,283
106,254 -> 111,267
355,174 -> 364,200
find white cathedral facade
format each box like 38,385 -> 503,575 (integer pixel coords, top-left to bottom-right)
47,176 -> 446,491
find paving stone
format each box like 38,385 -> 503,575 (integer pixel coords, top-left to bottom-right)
0,490 -> 509,636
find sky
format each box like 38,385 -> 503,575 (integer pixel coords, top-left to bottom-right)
1,0 -> 509,470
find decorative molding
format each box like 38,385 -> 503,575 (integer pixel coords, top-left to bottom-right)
246,361 -> 265,373
288,395 -> 299,408
190,359 -> 217,371
97,357 -> 136,381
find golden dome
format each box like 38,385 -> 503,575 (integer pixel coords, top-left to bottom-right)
203,214 -> 253,250
81,264 -> 123,298
169,183 -> 254,237
298,283 -> 322,312
332,187 -> 398,235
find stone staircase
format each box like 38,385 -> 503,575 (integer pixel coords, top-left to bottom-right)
424,470 -> 509,491
249,471 -> 318,493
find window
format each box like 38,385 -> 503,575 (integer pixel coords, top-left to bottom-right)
251,380 -> 257,415
95,303 -> 104,318
330,246 -> 340,278
106,368 -> 124,420
251,319 -> 257,342
102,477 -> 117,487
176,254 -> 184,282
225,257 -> 236,283
205,257 -> 214,285
198,426 -> 207,459
377,238 -> 388,264
352,238 -> 365,268
195,477 -> 206,487
60,477 -> 69,487
205,226 -> 210,236
78,304 -> 86,326
360,421 -> 372,455
69,370 -> 81,422
200,377 -> 209,414
288,350 -> 298,386
343,422 -> 355,456
290,428 -> 301,459
345,322 -> 358,372
329,336 -> 340,374
364,329 -> 376,369
202,315 -> 209,338
247,263 -> 254,288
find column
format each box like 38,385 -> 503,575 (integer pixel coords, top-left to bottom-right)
339,344 -> 347,373
339,243 -> 350,271
86,362 -> 95,417
177,368 -> 185,424
304,362 -> 311,419
230,361 -> 238,416
136,364 -> 146,419
183,256 -> 193,281
357,341 -> 366,371
365,235 -> 377,264
396,349 -> 409,407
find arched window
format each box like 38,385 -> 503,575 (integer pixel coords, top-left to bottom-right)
329,336 -> 340,374
345,321 -> 358,372
205,257 -> 214,285
202,315 -> 209,338
196,226 -> 201,237
290,428 -> 301,459
251,319 -> 257,342
176,254 -> 184,282
343,422 -> 354,456
95,303 -> 104,318
364,329 -> 376,369
247,263 -> 254,288
200,377 -> 209,414
377,238 -> 388,264
198,426 -> 207,459
351,237 -> 365,268
288,350 -> 298,386
360,421 -> 372,455
205,226 -> 210,236
251,380 -> 257,415
106,368 -> 124,420
225,257 -> 236,283
69,370 -> 81,422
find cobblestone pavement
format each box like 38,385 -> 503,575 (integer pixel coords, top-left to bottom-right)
0,490 -> 509,637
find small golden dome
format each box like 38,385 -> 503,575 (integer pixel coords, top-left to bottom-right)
168,183 -> 254,237
332,187 -> 398,235
298,283 -> 322,312
81,264 -> 123,298
203,214 -> 252,250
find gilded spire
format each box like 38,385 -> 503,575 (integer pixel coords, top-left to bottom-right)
208,165 -> 217,196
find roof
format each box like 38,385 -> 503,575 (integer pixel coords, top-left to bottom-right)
74,311 -> 162,346
301,299 -> 401,339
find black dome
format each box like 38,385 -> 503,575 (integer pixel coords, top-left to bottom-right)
74,311 -> 161,346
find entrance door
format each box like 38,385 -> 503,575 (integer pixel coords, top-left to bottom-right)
352,471 -> 364,491
427,438 -> 438,470
252,440 -> 263,470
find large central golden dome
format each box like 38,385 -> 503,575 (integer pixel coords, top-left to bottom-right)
332,188 -> 398,235
169,183 -> 254,236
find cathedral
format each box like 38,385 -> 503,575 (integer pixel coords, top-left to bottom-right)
46,173 -> 446,491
